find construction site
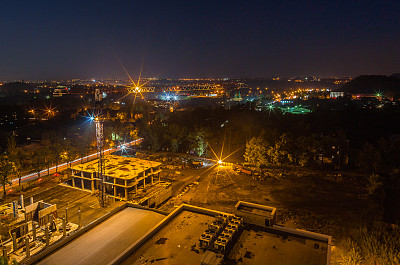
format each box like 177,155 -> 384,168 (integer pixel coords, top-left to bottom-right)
0,154 -> 174,264
0,195 -> 81,263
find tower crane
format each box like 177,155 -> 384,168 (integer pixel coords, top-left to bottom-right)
94,88 -> 106,207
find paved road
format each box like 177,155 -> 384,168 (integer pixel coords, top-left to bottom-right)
37,207 -> 165,265
6,139 -> 143,189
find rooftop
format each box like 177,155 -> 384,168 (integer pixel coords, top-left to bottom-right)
117,205 -> 329,265
228,228 -> 327,265
70,155 -> 161,180
29,203 -> 330,265
36,207 -> 165,265
120,210 -> 214,265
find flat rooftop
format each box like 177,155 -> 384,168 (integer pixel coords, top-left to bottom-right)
229,228 -> 327,265
29,203 -> 330,265
120,210 -> 215,265
71,155 -> 161,179
119,208 -> 328,265
36,207 -> 165,265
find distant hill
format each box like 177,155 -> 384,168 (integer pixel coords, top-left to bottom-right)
340,75 -> 400,97
391,73 -> 400,79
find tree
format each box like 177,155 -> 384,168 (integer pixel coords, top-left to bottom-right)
244,137 -> 268,168
129,127 -> 139,141
60,139 -> 77,168
51,140 -> 63,172
268,133 -> 293,166
294,135 -> 320,167
0,155 -> 16,197
367,173 -> 383,196
7,136 -> 22,186
32,151 -> 45,178
357,142 -> 382,173
41,133 -> 53,175
188,128 -> 209,157
142,120 -> 164,152
165,124 -> 186,153
121,123 -> 138,141
75,132 -> 93,163
6,136 -> 17,160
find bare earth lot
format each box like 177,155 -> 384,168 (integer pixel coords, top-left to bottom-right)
160,164 -> 367,239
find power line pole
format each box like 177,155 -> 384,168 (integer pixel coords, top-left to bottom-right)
95,89 -> 106,207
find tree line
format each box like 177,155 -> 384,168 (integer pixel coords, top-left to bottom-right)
244,131 -> 348,168
0,131 -> 95,197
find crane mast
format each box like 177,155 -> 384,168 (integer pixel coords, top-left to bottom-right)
95,88 -> 106,207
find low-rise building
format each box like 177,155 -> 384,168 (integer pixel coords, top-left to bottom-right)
66,155 -> 162,200
26,202 -> 332,265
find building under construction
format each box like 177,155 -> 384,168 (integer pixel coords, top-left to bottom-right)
66,155 -> 163,201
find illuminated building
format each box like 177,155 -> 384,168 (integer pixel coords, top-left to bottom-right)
67,155 -> 162,200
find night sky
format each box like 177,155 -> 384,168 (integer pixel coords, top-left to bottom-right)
1,0 -> 399,80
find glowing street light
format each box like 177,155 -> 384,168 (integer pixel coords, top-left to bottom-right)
43,103 -> 56,118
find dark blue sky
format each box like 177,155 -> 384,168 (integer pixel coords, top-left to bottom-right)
0,0 -> 399,80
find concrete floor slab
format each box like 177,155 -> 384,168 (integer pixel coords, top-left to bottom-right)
37,207 -> 165,265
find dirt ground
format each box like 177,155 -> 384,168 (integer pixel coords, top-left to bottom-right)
159,163 -> 368,243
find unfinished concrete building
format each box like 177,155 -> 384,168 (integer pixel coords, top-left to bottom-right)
66,155 -> 162,200
25,201 -> 57,227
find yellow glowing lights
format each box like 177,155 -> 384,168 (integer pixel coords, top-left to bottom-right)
120,62 -> 150,104
43,105 -> 56,119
